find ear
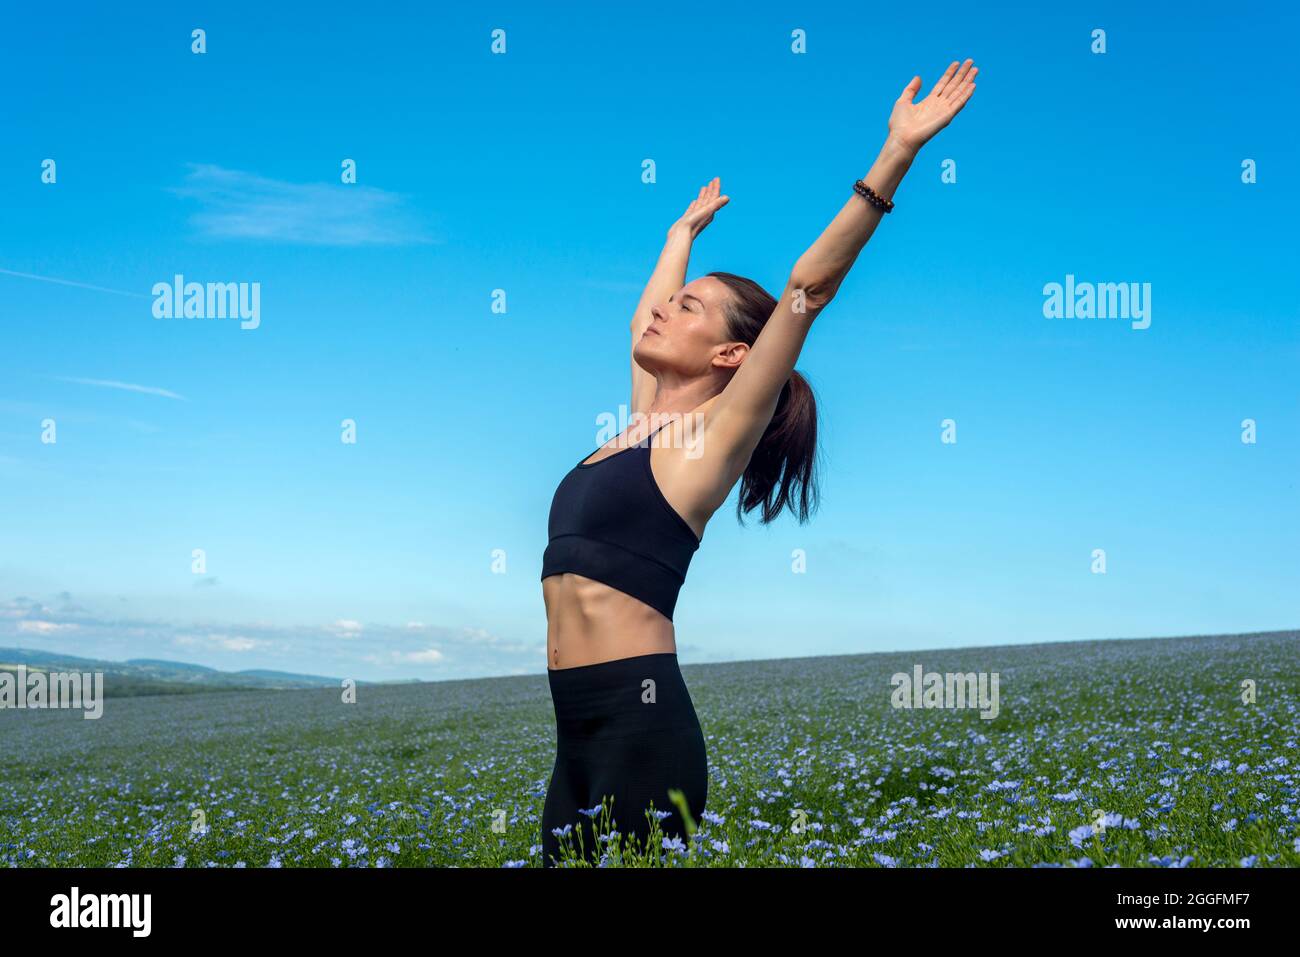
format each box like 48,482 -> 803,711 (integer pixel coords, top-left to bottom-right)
712,341 -> 749,371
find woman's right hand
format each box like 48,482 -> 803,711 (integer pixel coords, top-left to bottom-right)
669,176 -> 729,240
887,59 -> 978,157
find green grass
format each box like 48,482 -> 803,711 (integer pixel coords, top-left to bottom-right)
1,630 -> 1296,867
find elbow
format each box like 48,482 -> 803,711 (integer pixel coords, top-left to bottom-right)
787,270 -> 838,313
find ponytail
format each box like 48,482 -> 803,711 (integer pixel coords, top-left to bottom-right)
706,271 -> 821,526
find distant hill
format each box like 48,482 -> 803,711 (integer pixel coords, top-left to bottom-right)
125,658 -> 219,673
0,647 -> 349,697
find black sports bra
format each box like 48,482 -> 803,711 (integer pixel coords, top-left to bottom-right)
541,419 -> 702,622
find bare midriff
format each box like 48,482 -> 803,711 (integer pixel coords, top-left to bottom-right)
542,573 -> 677,670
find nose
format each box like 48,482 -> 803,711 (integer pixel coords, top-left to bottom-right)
650,304 -> 664,323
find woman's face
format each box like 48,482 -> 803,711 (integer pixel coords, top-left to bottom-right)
633,276 -> 735,376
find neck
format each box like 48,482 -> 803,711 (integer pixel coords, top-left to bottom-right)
643,376 -> 723,424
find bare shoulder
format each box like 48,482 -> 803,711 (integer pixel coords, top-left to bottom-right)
649,395 -> 751,533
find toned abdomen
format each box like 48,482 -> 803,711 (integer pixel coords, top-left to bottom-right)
542,573 -> 677,670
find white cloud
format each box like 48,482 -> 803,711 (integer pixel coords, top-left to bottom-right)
174,633 -> 258,652
172,164 -> 434,246
17,620 -> 79,634
0,593 -> 546,681
363,648 -> 445,666
56,376 -> 187,401
214,635 -> 258,652
0,267 -> 149,299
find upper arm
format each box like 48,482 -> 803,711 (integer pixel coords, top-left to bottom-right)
701,275 -> 828,477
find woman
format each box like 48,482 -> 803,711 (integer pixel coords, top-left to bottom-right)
539,59 -> 978,866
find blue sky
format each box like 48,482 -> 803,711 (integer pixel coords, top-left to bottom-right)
1,1 -> 1296,681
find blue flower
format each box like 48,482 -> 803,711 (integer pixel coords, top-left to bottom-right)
1068,824 -> 1095,848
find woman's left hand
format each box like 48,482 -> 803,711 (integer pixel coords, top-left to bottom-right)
669,177 -> 730,240
887,58 -> 978,156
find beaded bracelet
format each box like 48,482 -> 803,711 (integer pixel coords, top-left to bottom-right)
853,179 -> 894,213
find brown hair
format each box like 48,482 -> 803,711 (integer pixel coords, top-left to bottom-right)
707,270 -> 821,526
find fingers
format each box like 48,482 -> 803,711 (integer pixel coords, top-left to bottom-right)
898,75 -> 922,104
928,61 -> 959,99
685,179 -> 727,222
950,80 -> 976,112
706,178 -> 727,214
700,177 -> 724,211
945,59 -> 975,98
945,65 -> 977,116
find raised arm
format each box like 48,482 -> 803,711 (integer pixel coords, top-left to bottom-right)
630,178 -> 729,415
706,60 -> 978,464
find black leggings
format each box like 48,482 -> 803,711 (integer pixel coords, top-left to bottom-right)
541,652 -> 708,866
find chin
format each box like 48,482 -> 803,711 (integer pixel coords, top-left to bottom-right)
633,337 -> 660,361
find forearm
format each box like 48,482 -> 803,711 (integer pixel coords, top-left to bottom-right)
793,135 -> 917,298
631,229 -> 692,326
